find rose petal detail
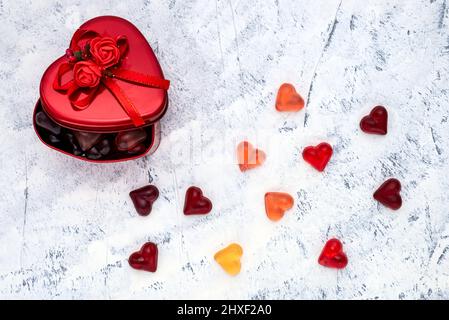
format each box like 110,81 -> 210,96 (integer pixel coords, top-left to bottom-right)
73,61 -> 102,88
89,36 -> 121,68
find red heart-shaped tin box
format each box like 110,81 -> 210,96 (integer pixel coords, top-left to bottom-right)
33,16 -> 170,162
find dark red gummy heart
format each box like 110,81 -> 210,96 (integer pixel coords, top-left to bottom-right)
318,238 -> 348,269
373,178 -> 402,210
129,185 -> 159,216
73,131 -> 103,151
115,129 -> 147,151
35,111 -> 62,135
183,186 -> 212,215
128,242 -> 158,272
302,142 -> 333,172
360,106 -> 388,135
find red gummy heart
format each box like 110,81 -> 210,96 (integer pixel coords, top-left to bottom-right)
302,142 -> 333,172
128,242 -> 158,272
373,178 -> 402,210
360,106 -> 388,135
183,186 -> 212,215
318,238 -> 348,269
129,185 -> 159,216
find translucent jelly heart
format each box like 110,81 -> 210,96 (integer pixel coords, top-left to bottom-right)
360,106 -> 388,135
264,192 -> 294,221
73,130 -> 103,151
183,186 -> 212,215
35,111 -> 61,135
115,129 -> 147,151
48,134 -> 61,145
86,147 -> 102,160
127,143 -> 147,155
302,142 -> 333,172
237,141 -> 266,172
128,242 -> 158,272
65,133 -> 84,156
275,83 -> 305,112
214,243 -> 243,276
318,238 -> 348,269
85,138 -> 112,160
373,178 -> 402,210
96,139 -> 112,156
129,185 -> 160,216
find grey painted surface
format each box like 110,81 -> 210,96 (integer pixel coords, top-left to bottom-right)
0,0 -> 448,299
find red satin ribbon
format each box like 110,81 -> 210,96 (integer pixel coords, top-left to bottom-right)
52,29 -> 170,127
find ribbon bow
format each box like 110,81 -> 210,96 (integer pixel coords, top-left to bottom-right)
53,29 -> 170,127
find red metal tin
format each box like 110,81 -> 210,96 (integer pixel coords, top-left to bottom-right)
34,16 -> 169,162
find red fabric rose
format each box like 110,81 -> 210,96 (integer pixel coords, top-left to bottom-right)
89,36 -> 121,68
73,61 -> 102,88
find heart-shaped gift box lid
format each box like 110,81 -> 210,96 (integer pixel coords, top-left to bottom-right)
40,16 -> 168,132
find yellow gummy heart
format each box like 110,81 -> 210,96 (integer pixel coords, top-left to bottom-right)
214,243 -> 243,276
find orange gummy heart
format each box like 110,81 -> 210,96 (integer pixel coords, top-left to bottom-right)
237,141 -> 266,172
275,83 -> 305,112
214,243 -> 243,276
264,192 -> 294,221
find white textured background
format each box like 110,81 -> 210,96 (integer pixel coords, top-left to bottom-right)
1,0 -> 449,299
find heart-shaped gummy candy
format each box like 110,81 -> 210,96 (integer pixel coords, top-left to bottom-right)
128,242 -> 158,272
35,111 -> 62,135
115,129 -> 147,151
302,142 -> 333,172
214,243 -> 243,276
127,143 -> 147,155
264,192 -> 294,221
65,133 -> 83,156
360,106 -> 388,135
183,186 -> 212,215
275,83 -> 305,112
318,238 -> 348,269
237,141 -> 266,172
129,185 -> 160,216
373,178 -> 402,210
73,131 -> 103,152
